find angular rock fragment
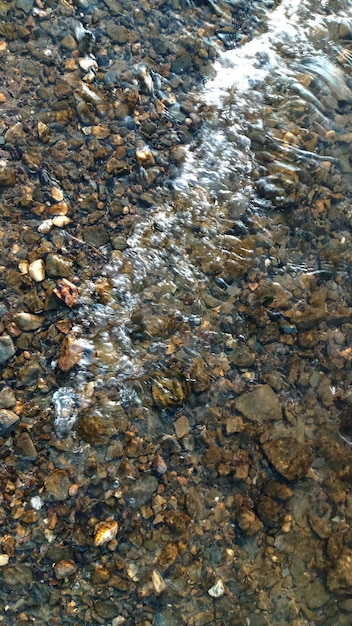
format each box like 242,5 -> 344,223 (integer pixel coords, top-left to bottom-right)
261,437 -> 313,481
235,384 -> 282,422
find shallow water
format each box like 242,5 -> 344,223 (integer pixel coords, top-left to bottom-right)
3,0 -> 352,624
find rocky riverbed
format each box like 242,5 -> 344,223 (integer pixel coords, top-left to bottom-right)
2,0 -> 352,624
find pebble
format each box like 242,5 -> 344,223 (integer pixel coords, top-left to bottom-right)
208,578 -> 225,598
46,253 -> 73,278
174,414 -> 190,438
15,432 -> 37,460
54,560 -> 77,579
44,469 -> 70,501
14,312 -> 44,331
0,335 -> 15,363
94,519 -> 119,546
0,409 -> 19,435
235,385 -> 282,422
2,565 -> 33,587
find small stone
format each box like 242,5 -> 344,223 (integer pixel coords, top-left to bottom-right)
15,432 -> 37,460
51,187 -> 64,202
0,162 -> 16,186
54,560 -> 77,579
82,224 -> 109,247
208,579 -> 225,598
0,554 -> 9,566
0,387 -> 16,409
58,335 -> 85,372
46,253 -> 73,277
53,278 -> 78,307
60,35 -> 77,51
94,519 -> 119,546
106,23 -> 129,44
2,565 -> 33,587
37,121 -> 50,142
237,508 -> 263,536
14,312 -> 44,331
28,259 -> 45,282
235,385 -> 282,422
174,415 -> 190,438
152,569 -> 167,594
0,409 -> 19,435
0,335 -> 15,364
44,469 -> 70,501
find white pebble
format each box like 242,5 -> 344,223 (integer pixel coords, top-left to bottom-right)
208,578 -> 225,598
29,259 -> 45,282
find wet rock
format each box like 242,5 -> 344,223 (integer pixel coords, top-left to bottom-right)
15,432 -> 37,460
94,519 -> 119,546
78,407 -> 127,444
58,335 -> 84,372
263,480 -> 293,501
255,495 -> 284,528
0,164 -> 16,187
237,508 -> 263,536
44,469 -> 70,501
106,23 -> 129,44
16,0 -> 33,12
28,259 -> 45,282
14,312 -> 44,331
174,415 -> 190,439
94,600 -> 120,619
261,437 -> 313,481
126,473 -> 158,508
152,376 -> 190,407
82,224 -> 109,247
0,387 -> 16,409
46,253 -> 73,278
0,409 -> 19,435
53,278 -> 78,307
2,565 -> 33,587
60,35 -> 77,51
0,335 -> 15,364
327,547 -> 352,593
4,122 -> 25,145
231,345 -> 255,367
235,385 -> 282,422
54,560 -> 77,579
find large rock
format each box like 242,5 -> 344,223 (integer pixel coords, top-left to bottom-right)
235,385 -> 282,422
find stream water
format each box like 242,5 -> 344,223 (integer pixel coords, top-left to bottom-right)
3,0 -> 352,624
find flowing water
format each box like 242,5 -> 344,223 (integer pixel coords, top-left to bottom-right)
4,0 -> 352,624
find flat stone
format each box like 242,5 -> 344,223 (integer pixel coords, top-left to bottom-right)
127,473 -> 158,508
2,564 -> 33,587
82,224 -> 109,247
15,432 -> 37,460
262,437 -> 313,481
0,335 -> 15,364
106,23 -> 129,44
46,253 -> 73,278
14,312 -> 44,331
235,385 -> 282,422
174,415 -> 190,438
0,409 -> 19,436
0,387 -> 16,409
44,469 -> 70,501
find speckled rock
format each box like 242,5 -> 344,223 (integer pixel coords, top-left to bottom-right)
44,469 -> 70,501
235,385 -> 282,422
46,253 -> 73,278
327,547 -> 352,593
0,335 -> 15,364
261,437 -> 313,481
54,560 -> 77,579
0,409 -> 19,435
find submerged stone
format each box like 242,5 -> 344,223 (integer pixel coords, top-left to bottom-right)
0,335 -> 15,364
0,409 -> 19,435
261,437 -> 313,481
235,385 -> 282,422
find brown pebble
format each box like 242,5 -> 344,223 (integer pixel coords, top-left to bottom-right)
174,415 -> 190,438
54,560 -> 77,579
